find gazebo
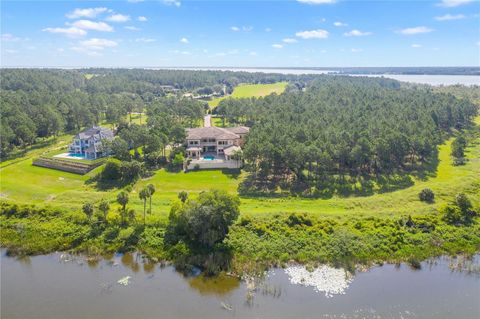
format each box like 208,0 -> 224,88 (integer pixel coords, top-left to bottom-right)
186,147 -> 202,159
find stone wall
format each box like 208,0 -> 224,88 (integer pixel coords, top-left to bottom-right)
32,157 -> 104,175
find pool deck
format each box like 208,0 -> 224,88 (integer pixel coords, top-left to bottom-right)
186,153 -> 241,170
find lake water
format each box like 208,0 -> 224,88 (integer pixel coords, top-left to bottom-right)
347,73 -> 480,86
2,250 -> 479,319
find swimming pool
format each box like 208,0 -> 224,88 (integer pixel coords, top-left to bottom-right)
68,153 -> 87,158
202,155 -> 215,161
53,152 -> 88,160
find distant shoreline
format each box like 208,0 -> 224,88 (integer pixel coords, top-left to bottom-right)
1,65 -> 479,76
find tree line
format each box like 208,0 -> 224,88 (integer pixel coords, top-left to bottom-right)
215,76 -> 478,195
0,69 -> 316,158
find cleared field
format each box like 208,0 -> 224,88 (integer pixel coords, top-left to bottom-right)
2,116 -> 478,220
208,82 -> 288,108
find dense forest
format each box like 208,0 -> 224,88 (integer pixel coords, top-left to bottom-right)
215,76 -> 478,195
1,69 -> 478,196
0,69 -> 314,157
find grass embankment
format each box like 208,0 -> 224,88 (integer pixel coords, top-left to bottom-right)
208,82 -> 287,108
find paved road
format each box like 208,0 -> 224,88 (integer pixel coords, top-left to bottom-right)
204,114 -> 211,127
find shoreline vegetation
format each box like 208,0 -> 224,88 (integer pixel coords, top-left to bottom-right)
1,69 -> 479,277
1,197 -> 479,276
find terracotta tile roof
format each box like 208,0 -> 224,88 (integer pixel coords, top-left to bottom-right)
186,127 -> 240,140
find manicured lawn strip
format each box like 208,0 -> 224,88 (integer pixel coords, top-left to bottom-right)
208,82 -> 287,108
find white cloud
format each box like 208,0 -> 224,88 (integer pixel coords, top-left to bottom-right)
71,46 -> 103,56
333,21 -> 348,27
295,29 -> 329,39
411,44 -> 422,48
265,28 -> 272,32
66,7 -> 108,19
106,14 -> 130,23
125,26 -> 141,31
297,0 -> 336,4
164,0 -> 181,7
231,26 -> 253,32
42,27 -> 87,37
438,0 -> 473,7
434,13 -> 466,20
4,49 -> 19,54
1,33 -> 24,42
476,41 -> 480,46
180,37 -> 189,43
396,26 -> 433,35
171,50 -> 190,55
344,29 -> 372,37
79,38 -> 118,50
127,0 -> 144,2
138,16 -> 148,22
272,44 -> 283,49
69,20 -> 113,32
351,48 -> 363,52
283,38 -> 298,43
249,51 -> 257,56
320,49 -> 327,53
135,38 -> 156,42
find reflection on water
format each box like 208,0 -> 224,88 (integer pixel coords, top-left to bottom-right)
1,250 -> 479,319
188,273 -> 240,296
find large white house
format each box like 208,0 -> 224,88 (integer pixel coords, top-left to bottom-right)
68,126 -> 114,159
185,126 -> 249,170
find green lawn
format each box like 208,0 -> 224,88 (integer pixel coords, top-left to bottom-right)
208,82 -> 288,108
2,116 -> 478,221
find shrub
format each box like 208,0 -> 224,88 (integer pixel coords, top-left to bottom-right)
419,188 -> 435,203
101,159 -> 122,180
285,212 -> 313,227
172,153 -> 185,167
120,160 -> 144,183
166,190 -> 240,249
441,194 -> 477,225
441,204 -> 463,225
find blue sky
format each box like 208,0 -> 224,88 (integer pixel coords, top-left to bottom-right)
1,0 -> 479,67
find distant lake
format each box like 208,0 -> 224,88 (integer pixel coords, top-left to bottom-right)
2,250 -> 479,319
164,67 -> 480,86
348,74 -> 480,86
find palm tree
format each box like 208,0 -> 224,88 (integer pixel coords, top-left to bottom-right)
82,202 -> 94,222
147,184 -> 156,214
98,200 -> 110,222
117,191 -> 129,225
139,188 -> 150,226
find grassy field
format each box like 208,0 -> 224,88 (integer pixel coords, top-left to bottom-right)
1,116 -> 479,221
208,82 -> 288,108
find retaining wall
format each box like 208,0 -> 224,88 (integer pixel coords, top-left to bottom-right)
32,157 -> 104,175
